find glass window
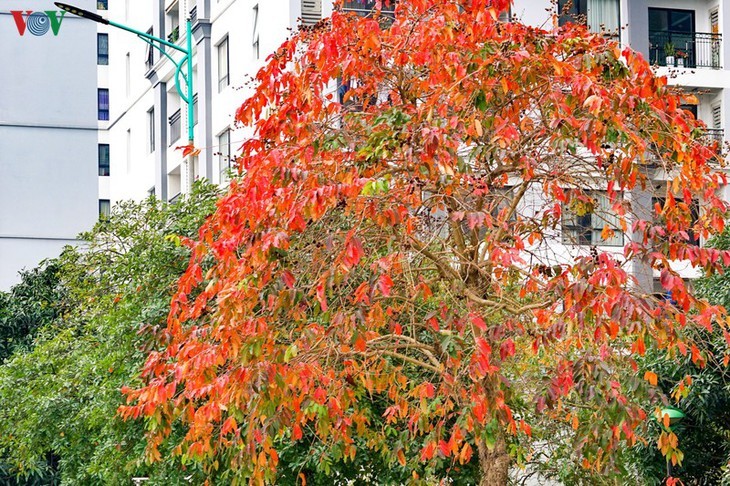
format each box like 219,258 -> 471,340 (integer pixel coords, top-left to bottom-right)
562,191 -> 623,246
145,28 -> 155,69
99,200 -> 111,219
97,0 -> 108,10
98,144 -> 110,176
169,109 -> 181,145
98,89 -> 109,121
558,0 -> 620,34
218,128 -> 231,181
253,5 -> 260,59
218,37 -> 229,92
148,108 -> 155,152
97,33 -> 109,65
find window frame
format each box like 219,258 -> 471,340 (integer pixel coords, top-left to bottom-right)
562,190 -> 624,247
217,36 -> 230,92
218,128 -> 232,181
98,144 -> 110,176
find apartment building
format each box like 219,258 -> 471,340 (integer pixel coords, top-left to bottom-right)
0,0 -> 107,290
105,0 -> 343,202
104,0 -> 730,292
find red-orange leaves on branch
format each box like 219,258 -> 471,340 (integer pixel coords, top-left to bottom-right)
122,0 -> 730,482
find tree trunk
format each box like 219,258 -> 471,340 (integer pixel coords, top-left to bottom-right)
478,435 -> 511,486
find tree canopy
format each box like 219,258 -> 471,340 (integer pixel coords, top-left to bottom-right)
121,1 -> 730,483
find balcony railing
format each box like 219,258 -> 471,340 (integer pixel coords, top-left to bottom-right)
704,128 -> 724,144
649,30 -> 722,69
341,0 -> 395,19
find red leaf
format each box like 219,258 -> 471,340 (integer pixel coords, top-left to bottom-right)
470,313 -> 487,332
378,274 -> 394,296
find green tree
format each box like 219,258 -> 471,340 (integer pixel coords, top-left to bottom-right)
630,230 -> 730,485
0,182 -> 219,485
0,261 -> 66,362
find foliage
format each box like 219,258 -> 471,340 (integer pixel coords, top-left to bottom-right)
0,261 -> 66,363
629,229 -> 730,485
122,1 -> 730,483
0,182 -> 219,484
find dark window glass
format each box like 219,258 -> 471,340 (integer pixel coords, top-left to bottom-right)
98,144 -> 110,176
97,0 -> 108,10
97,33 -> 109,65
98,89 -> 109,121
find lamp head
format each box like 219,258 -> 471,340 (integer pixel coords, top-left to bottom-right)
54,3 -> 110,24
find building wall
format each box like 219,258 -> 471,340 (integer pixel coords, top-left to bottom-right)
0,0 -> 99,289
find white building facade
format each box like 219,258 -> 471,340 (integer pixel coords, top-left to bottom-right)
0,0 -> 107,290
106,0 -> 730,293
106,0 -> 340,203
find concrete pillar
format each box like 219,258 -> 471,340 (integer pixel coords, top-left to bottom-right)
193,5 -> 214,182
153,81 -> 168,200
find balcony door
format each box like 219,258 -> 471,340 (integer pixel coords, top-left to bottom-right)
649,8 -> 696,67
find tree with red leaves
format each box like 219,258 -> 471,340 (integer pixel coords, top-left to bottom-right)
121,1 -> 730,483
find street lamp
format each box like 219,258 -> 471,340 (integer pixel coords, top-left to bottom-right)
55,2 -> 196,190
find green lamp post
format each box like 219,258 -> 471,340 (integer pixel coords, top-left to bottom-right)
54,2 -> 195,147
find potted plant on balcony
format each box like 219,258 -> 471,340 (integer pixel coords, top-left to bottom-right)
664,42 -> 676,67
676,50 -> 687,68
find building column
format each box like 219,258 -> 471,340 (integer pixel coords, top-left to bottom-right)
153,80 -> 168,200
193,10 -> 214,182
628,185 -> 654,294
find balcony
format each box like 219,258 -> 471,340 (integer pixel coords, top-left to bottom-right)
341,0 -> 395,19
649,30 -> 722,69
703,128 -> 724,145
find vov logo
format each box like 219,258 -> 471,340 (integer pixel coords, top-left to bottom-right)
11,10 -> 66,36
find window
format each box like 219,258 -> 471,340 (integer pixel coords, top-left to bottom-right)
97,33 -> 109,65
169,109 -> 181,145
652,195 -> 700,246
218,36 -> 229,91
98,144 -> 110,176
125,52 -> 131,96
342,0 -> 396,21
649,8 -> 696,67
562,191 -> 623,246
145,28 -> 155,69
148,108 -> 155,152
252,5 -> 260,60
98,89 -> 109,121
218,128 -> 231,180
97,0 -> 107,10
557,0 -> 620,35
99,199 -> 111,219
193,94 -> 199,125
167,4 -> 180,43
301,0 -> 321,27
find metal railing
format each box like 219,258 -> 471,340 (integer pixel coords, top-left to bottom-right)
649,30 -> 722,69
341,0 -> 396,19
704,128 -> 724,145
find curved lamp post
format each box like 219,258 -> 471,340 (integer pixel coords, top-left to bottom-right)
55,3 -> 195,164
